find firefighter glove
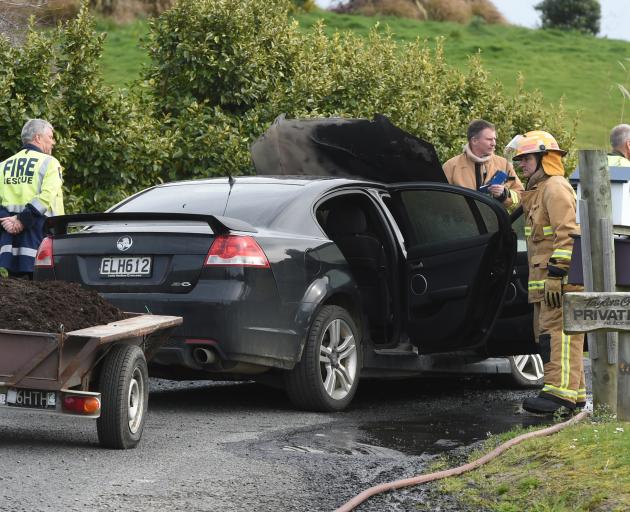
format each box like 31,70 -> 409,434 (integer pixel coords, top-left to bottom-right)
544,277 -> 563,309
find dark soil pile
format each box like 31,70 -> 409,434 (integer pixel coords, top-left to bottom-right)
0,279 -> 127,333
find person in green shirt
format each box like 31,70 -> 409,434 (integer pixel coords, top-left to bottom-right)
609,124 -> 630,167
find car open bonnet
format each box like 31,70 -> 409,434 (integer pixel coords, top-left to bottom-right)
251,114 -> 447,184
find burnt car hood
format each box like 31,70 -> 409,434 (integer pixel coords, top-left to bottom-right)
251,114 -> 447,183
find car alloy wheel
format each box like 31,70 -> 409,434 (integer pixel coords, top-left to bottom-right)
319,317 -> 358,401
508,353 -> 544,388
285,305 -> 361,412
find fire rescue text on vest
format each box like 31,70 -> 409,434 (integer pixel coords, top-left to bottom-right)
3,157 -> 38,185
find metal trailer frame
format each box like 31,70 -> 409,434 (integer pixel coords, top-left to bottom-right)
0,313 -> 182,448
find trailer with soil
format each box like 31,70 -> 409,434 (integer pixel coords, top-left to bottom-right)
0,313 -> 182,449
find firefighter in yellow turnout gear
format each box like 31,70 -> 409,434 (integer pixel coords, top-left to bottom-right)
510,131 -> 586,414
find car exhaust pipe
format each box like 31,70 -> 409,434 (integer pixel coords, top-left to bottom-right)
192,347 -> 217,365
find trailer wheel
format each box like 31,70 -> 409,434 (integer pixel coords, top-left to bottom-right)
97,344 -> 149,449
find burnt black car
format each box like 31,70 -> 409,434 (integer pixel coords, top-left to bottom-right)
35,116 -> 537,411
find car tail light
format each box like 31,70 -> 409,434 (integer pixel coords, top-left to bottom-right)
35,237 -> 54,268
62,394 -> 101,415
204,235 -> 270,268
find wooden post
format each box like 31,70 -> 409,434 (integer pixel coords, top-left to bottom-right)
564,292 -> 630,420
602,218 -> 618,365
577,150 -> 617,409
620,332 -> 630,420
578,200 -> 598,359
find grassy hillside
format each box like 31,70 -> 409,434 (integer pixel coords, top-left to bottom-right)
97,18 -> 149,88
98,10 -> 630,147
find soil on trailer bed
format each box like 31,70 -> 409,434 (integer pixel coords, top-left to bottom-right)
0,279 -> 126,333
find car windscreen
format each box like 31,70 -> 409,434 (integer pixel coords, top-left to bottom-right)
114,182 -> 304,228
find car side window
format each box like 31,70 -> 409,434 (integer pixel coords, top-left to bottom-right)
511,211 -> 527,253
398,190 -> 498,247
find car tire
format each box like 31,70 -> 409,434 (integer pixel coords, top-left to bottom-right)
97,344 -> 149,449
506,354 -> 544,388
285,305 -> 361,412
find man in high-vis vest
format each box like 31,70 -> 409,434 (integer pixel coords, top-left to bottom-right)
443,119 -> 524,212
509,130 -> 586,414
0,119 -> 64,277
608,124 -> 630,167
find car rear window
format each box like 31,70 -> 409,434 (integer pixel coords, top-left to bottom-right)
114,182 -> 303,227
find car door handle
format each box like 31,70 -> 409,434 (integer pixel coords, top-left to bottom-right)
410,261 -> 424,269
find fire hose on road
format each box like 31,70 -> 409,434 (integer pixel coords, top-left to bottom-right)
335,409 -> 590,512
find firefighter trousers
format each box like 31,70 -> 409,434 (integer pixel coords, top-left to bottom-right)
533,300 -> 586,407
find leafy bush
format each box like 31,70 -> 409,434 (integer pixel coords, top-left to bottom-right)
535,0 -> 600,35
145,0 -> 300,116
0,0 -> 577,215
0,3 -> 168,212
144,0 -> 574,177
143,0 -> 304,179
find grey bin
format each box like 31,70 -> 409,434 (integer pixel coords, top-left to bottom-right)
568,166 -> 630,286
568,234 -> 630,286
570,166 -> 630,227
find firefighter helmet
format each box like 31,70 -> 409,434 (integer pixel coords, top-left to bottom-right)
512,130 -> 567,160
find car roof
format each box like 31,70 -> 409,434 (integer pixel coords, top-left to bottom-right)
116,176 -> 386,237
153,175 -> 379,188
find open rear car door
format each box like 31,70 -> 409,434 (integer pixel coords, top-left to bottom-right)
386,183 -> 518,354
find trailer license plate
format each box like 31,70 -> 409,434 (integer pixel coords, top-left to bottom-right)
100,256 -> 152,277
5,389 -> 56,410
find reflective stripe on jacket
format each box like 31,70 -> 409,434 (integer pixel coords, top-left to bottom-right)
442,152 -> 524,211
0,222 -> 46,273
521,174 -> 579,302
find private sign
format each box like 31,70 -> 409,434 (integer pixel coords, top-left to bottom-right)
564,292 -> 630,334
564,291 -> 630,421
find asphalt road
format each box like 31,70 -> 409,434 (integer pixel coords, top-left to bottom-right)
0,370 -> 564,512
0,376 -> 567,512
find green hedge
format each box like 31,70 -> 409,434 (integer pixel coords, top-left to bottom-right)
0,5 -> 170,212
0,0 -> 576,213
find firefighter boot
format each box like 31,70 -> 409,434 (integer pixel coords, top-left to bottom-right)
522,394 -> 576,415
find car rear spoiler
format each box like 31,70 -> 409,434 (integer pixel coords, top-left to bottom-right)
44,212 -> 257,236
251,113 -> 447,184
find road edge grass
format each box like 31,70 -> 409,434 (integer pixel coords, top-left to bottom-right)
428,411 -> 630,512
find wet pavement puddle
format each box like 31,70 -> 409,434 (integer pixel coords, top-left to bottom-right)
280,399 -> 554,458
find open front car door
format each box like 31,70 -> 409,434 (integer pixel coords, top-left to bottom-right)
387,183 -> 516,354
